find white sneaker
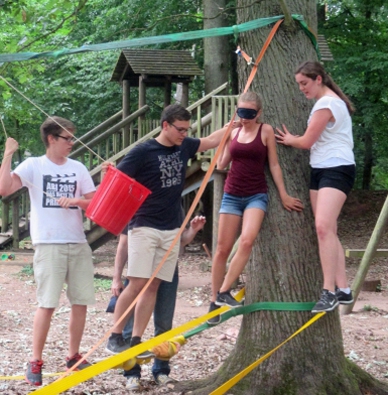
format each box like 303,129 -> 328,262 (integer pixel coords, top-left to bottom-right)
126,376 -> 141,391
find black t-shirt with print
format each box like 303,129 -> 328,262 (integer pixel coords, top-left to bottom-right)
117,137 -> 200,230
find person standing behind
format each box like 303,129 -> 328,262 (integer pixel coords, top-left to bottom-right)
109,216 -> 205,391
0,117 -> 96,386
105,104 -> 230,357
275,60 -> 356,313
208,91 -> 304,325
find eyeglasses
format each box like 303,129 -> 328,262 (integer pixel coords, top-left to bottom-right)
169,123 -> 191,134
56,135 -> 76,143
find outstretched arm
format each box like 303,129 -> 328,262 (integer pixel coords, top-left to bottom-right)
275,109 -> 332,149
197,120 -> 241,153
265,126 -> 304,212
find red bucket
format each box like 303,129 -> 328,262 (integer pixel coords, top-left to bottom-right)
86,166 -> 151,235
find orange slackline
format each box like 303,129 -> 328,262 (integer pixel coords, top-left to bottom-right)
60,18 -> 285,380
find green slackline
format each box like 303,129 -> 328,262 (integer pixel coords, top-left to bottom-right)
184,301 -> 316,339
0,14 -> 319,64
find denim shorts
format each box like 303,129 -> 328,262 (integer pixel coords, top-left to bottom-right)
219,192 -> 268,216
310,165 -> 356,196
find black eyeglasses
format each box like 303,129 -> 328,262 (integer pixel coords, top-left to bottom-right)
169,123 -> 191,134
56,135 -> 76,143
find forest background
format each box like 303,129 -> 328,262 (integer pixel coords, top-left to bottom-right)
0,0 -> 387,193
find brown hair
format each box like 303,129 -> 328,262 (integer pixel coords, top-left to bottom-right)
295,61 -> 355,115
40,116 -> 75,147
160,104 -> 191,128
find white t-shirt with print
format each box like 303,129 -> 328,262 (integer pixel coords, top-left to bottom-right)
308,96 -> 355,168
14,156 -> 95,244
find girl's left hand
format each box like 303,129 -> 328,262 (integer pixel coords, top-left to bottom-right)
281,195 -> 304,212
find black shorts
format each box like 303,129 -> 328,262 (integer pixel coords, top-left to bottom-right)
310,165 -> 356,196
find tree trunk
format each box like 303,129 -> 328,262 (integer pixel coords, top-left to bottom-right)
177,0 -> 388,394
203,0 -> 230,250
203,0 -> 229,93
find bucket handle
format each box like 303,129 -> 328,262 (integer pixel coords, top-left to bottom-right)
128,184 -> 144,202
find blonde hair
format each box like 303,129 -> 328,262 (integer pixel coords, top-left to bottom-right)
238,91 -> 263,111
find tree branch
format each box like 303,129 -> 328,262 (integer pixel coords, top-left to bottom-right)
18,0 -> 88,53
277,0 -> 294,27
104,0 -> 264,42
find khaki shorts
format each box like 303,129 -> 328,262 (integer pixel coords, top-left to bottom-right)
127,227 -> 180,282
33,243 -> 96,308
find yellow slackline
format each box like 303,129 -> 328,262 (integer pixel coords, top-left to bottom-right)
28,289 -> 245,394
0,372 -> 61,381
210,313 -> 325,395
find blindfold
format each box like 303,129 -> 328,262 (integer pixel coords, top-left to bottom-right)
236,108 -> 258,120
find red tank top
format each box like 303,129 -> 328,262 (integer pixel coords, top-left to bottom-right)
224,124 -> 268,196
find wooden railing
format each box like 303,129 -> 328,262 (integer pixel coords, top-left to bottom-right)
0,82 -> 232,250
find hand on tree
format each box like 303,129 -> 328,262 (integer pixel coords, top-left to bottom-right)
275,124 -> 299,146
281,194 -> 304,212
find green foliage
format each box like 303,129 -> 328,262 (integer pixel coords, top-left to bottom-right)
19,264 -> 34,277
321,0 -> 388,189
0,0 -> 215,156
94,276 -> 112,292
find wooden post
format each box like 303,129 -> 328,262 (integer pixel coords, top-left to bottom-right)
12,196 -> 19,249
342,194 -> 388,314
181,82 -> 189,108
138,75 -> 146,136
164,79 -> 172,108
122,80 -> 130,148
212,169 -> 227,255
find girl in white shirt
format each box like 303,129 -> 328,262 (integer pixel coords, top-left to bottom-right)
276,61 -> 356,313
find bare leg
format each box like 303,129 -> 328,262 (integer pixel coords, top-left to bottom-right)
220,208 -> 265,292
68,304 -> 87,357
211,214 -> 241,301
311,188 -> 347,292
335,238 -> 348,288
32,307 -> 55,360
113,277 -> 149,333
132,278 -> 162,337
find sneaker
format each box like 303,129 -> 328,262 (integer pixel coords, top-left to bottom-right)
335,287 -> 354,305
215,290 -> 242,308
129,338 -> 154,359
126,376 -> 141,391
106,333 -> 131,354
25,359 -> 43,386
311,289 -> 339,313
133,345 -> 154,360
155,373 -> 177,386
207,302 -> 221,325
66,353 -> 91,370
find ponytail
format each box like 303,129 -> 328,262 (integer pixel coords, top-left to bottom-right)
295,61 -> 355,115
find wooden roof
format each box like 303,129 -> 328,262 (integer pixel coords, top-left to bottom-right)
110,49 -> 203,86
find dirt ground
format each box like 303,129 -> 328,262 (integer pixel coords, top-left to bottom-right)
1,190 -> 388,394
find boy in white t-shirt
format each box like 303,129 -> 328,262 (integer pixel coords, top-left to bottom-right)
0,116 -> 96,386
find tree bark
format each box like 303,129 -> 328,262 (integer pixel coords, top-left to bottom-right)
203,0 -> 229,93
177,0 -> 388,394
